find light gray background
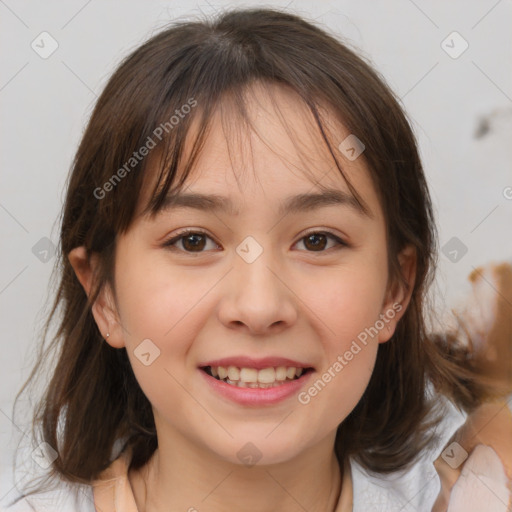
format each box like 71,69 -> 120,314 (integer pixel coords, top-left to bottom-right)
1,0 -> 511,504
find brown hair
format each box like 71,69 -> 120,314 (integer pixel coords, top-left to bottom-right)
10,6 -> 500,503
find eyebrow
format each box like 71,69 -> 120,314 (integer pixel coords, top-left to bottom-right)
157,188 -> 372,218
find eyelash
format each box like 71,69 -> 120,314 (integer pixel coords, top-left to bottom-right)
161,229 -> 348,254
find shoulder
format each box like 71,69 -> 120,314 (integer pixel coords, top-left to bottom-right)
2,438 -> 132,512
351,396 -> 467,512
2,481 -> 96,512
2,440 -> 133,512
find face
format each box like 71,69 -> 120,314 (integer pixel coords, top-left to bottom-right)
80,83 -> 413,467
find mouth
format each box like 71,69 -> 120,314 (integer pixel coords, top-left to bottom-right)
200,365 -> 315,389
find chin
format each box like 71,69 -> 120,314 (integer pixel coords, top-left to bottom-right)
213,432 -> 311,468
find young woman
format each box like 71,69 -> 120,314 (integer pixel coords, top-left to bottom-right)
8,7 -> 512,511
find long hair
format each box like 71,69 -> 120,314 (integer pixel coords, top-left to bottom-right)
10,6 -> 500,503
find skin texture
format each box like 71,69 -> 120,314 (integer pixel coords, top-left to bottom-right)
69,83 -> 416,512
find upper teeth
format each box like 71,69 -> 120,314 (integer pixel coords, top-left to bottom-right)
211,366 -> 303,384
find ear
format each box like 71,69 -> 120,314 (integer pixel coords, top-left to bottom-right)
378,244 -> 417,344
67,246 -> 125,349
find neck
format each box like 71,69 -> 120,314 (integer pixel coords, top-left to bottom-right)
129,432 -> 343,512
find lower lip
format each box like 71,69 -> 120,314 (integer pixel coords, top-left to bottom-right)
199,369 -> 313,406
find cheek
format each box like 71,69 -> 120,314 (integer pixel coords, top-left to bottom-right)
297,333 -> 378,441
298,261 -> 385,416
114,251 -> 215,403
114,249 -> 207,343
331,347 -> 377,424
303,262 -> 388,344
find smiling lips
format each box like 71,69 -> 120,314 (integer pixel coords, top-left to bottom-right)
204,365 -> 307,388
199,356 -> 314,390
199,363 -> 314,406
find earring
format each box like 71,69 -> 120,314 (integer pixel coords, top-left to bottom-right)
105,333 -> 110,340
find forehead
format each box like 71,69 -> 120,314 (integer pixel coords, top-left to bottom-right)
138,82 -> 381,221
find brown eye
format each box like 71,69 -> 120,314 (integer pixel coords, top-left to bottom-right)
181,233 -> 207,252
163,230 -> 218,253
295,231 -> 347,252
163,229 -> 347,254
303,233 -> 328,251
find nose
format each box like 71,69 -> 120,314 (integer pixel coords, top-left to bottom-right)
217,250 -> 298,336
